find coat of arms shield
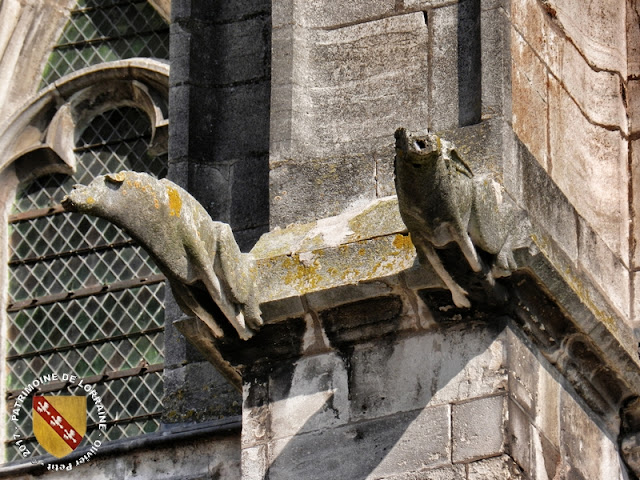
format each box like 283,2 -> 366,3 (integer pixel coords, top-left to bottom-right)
32,395 -> 87,458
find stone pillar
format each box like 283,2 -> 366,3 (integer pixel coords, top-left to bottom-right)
164,0 -> 272,424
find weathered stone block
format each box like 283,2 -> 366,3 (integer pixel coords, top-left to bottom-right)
181,161 -> 232,222
452,395 -> 505,463
297,0 -> 395,29
268,352 -> 350,440
481,6 -> 506,115
513,0 -> 625,130
634,272 -> 640,329
531,425 -> 561,480
241,444 -> 268,480
508,398 -> 531,473
272,0 -> 294,28
186,16 -> 270,87
555,39 -> 625,131
534,359 -> 560,449
629,1 -> 640,78
507,328 -> 538,414
544,0 -> 627,75
267,405 -> 451,479
379,464 -> 466,480
467,455 -> 522,479
167,84 -> 191,162
230,154 -> 269,232
577,216 -> 630,319
188,82 -> 271,161
169,21 -> 191,86
430,4 -> 459,131
269,12 -> 428,167
511,0 -> 551,65
163,361 -> 241,423
548,76 -> 629,261
270,154 -> 376,227
633,140 -> 640,270
520,145 -> 578,263
511,26 -> 548,170
559,388 -> 628,480
349,324 -> 507,421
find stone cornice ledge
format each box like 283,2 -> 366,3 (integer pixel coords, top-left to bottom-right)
174,195 -> 640,468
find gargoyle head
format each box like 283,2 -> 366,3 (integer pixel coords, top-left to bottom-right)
394,128 -> 442,166
61,172 -> 127,216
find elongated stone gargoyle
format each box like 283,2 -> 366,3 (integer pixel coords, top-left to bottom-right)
394,128 -> 533,308
62,171 -> 262,340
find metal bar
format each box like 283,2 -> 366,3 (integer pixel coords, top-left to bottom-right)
8,205 -> 65,224
6,274 -> 165,312
6,325 -> 164,361
73,133 -> 151,153
70,0 -> 157,16
53,27 -> 169,51
8,239 -> 136,266
5,362 -> 164,400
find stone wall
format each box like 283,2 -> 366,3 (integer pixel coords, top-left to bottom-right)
508,328 -> 631,480
508,0 -> 638,328
269,0 -> 507,227
240,300 -> 631,479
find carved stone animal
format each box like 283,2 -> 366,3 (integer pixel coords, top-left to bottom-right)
394,128 -> 531,308
62,171 -> 262,340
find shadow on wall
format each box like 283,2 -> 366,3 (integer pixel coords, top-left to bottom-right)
247,311 -> 509,479
458,0 -> 482,127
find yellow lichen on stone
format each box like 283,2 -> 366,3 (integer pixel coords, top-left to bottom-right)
86,197 -> 95,204
167,186 -> 182,217
393,233 -> 414,251
563,267 -> 617,334
282,253 -> 323,294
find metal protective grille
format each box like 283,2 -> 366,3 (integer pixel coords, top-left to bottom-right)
42,0 -> 169,85
5,106 -> 167,461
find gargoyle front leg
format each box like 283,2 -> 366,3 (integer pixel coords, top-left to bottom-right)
449,223 -> 482,273
416,239 -> 471,309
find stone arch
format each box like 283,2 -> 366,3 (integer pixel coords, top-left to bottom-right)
0,58 -> 169,183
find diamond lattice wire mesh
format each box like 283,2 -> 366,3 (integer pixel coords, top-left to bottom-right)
5,106 -> 167,462
41,1 -> 168,86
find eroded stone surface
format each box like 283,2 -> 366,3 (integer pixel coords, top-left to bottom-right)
395,128 -> 533,308
62,171 -> 262,340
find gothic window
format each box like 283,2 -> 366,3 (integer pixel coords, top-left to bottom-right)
42,0 -> 169,86
5,107 -> 167,461
3,0 -> 169,462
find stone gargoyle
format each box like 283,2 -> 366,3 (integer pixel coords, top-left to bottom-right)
394,128 -> 532,308
62,171 -> 262,340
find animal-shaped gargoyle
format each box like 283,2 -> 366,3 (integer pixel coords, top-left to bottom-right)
62,171 -> 262,340
394,128 -> 532,308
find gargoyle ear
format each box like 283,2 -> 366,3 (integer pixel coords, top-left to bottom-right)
105,172 -> 126,184
394,128 -> 407,140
